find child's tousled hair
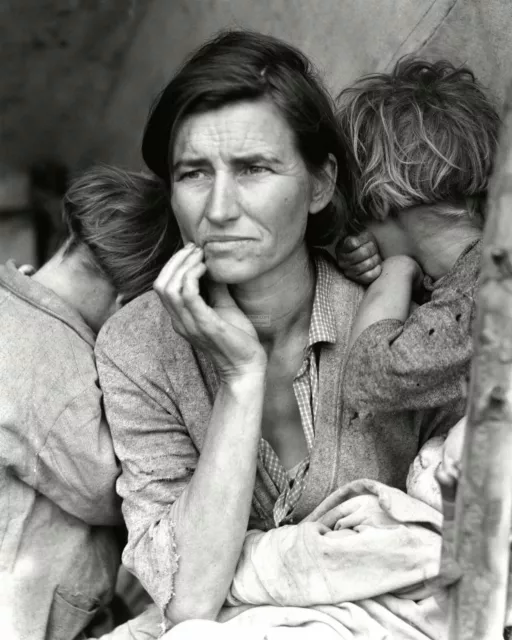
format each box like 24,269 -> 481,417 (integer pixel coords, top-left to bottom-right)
63,165 -> 180,303
336,57 -> 500,229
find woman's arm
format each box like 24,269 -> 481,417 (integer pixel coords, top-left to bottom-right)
227,486 -> 443,608
168,372 -> 265,624
97,339 -> 266,627
98,244 -> 268,626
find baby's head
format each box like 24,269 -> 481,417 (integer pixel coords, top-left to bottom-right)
407,417 -> 466,511
406,436 -> 444,510
337,58 -> 500,231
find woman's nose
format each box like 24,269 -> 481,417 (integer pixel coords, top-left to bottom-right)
204,174 -> 240,223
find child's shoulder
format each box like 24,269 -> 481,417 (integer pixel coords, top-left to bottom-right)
430,239 -> 481,302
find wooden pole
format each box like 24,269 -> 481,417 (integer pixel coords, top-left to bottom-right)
447,88 -> 512,639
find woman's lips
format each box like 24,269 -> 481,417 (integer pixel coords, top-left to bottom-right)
203,238 -> 253,251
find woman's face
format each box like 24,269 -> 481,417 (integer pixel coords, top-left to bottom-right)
170,99 -> 334,284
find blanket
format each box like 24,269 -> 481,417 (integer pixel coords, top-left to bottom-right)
165,479 -> 449,639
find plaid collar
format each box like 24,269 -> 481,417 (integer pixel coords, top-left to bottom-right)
307,254 -> 337,349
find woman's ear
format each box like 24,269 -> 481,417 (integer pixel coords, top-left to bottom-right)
309,153 -> 338,215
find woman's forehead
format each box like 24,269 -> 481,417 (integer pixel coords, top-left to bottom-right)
172,100 -> 297,162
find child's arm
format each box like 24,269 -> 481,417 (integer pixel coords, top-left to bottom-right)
343,265 -> 475,414
348,255 -> 422,351
26,384 -> 123,526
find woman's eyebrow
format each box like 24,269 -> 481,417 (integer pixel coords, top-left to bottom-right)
173,152 -> 283,172
172,157 -> 208,172
232,152 -> 283,165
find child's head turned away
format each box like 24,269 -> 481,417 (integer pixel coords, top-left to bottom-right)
337,58 -> 500,230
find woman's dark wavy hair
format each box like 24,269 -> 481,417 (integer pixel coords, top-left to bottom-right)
337,57 -> 500,229
142,29 -> 351,246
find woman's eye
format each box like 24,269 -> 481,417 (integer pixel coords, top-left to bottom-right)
243,165 -> 270,176
179,170 -> 205,181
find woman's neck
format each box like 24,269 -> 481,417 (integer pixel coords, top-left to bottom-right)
228,246 -> 316,351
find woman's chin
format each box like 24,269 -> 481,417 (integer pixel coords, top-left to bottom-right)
205,258 -> 258,285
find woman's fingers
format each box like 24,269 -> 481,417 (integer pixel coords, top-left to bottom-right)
180,263 -> 217,331
333,511 -> 365,531
154,242 -> 197,292
154,245 -> 206,337
155,246 -> 203,305
318,502 -> 354,528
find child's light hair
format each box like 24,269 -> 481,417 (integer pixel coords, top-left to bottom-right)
337,58 -> 500,228
63,165 -> 181,303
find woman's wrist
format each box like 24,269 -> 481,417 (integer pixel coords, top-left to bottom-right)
221,365 -> 267,395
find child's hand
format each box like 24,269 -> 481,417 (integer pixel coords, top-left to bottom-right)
14,262 -> 36,276
336,231 -> 382,285
435,417 -> 467,589
436,416 -> 466,511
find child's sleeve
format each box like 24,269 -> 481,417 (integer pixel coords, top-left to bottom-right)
343,288 -> 474,413
35,385 -> 123,526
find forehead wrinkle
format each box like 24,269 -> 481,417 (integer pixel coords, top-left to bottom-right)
174,103 -> 295,165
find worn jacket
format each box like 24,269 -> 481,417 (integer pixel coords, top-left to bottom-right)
0,261 -> 122,640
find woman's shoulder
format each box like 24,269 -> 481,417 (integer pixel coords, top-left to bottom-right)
95,289 -> 187,365
315,250 -> 365,305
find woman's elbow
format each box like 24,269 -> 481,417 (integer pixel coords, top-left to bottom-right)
165,597 -> 221,627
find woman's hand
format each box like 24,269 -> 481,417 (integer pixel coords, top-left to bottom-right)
336,230 -> 382,285
154,243 -> 267,381
320,494 -> 398,531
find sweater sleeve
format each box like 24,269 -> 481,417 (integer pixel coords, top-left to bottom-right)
95,330 -> 199,614
343,287 -> 474,413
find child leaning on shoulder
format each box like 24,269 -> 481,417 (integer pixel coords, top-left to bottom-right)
335,57 -> 499,444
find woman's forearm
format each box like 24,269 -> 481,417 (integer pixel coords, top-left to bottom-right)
165,371 -> 266,625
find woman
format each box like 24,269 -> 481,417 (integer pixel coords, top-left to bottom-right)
95,31 -> 460,635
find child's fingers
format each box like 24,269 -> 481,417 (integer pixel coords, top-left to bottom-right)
435,462 -> 459,522
343,253 -> 381,276
337,241 -> 379,267
339,231 -> 374,253
15,263 -> 36,276
344,264 -> 382,285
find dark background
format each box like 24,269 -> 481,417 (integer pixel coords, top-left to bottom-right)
1,0 -> 509,267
